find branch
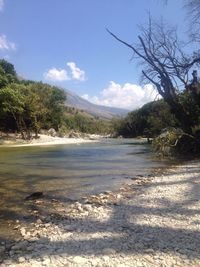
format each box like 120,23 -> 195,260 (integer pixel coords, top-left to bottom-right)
106,28 -> 150,64
142,70 -> 164,97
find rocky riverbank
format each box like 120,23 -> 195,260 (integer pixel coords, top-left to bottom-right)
1,160 -> 200,266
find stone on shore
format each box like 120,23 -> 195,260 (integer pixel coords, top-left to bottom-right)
1,160 -> 200,267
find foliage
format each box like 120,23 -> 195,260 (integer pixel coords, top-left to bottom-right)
108,19 -> 200,134
153,128 -> 200,157
63,110 -> 113,135
108,16 -> 200,156
179,90 -> 200,129
0,59 -> 113,137
0,61 -> 66,139
24,82 -> 66,134
0,59 -> 17,88
0,84 -> 27,138
113,100 -> 178,138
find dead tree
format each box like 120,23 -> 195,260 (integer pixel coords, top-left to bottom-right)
184,0 -> 200,42
107,20 -> 200,134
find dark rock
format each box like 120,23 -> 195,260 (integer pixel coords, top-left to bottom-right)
25,192 -> 44,201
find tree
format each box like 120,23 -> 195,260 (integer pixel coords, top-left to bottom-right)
114,100 -> 178,138
0,81 -> 67,138
107,20 -> 200,133
0,83 -> 27,138
22,83 -> 50,138
0,59 -> 17,85
184,0 -> 200,42
0,65 -> 9,88
46,85 -> 66,130
22,82 -> 66,137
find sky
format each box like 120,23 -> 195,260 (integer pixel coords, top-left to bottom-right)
0,0 -> 188,110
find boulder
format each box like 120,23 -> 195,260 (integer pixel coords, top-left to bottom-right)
47,128 -> 57,137
68,131 -> 81,138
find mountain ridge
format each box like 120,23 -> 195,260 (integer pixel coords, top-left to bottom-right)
65,89 -> 129,120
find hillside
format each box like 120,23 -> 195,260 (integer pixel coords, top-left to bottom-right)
65,89 -> 128,120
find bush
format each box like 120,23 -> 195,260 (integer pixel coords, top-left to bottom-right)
153,128 -> 200,157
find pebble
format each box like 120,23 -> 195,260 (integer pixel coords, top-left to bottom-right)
73,256 -> 88,264
36,219 -> 42,224
20,228 -> 26,236
18,256 -> 25,263
2,161 -> 200,267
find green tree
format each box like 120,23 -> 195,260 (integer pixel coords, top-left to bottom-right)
107,19 -> 200,134
0,65 -> 9,88
23,82 -> 66,136
113,100 -> 178,138
46,85 -> 66,130
0,59 -> 17,86
0,83 -> 27,138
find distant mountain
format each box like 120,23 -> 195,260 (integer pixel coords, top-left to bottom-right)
65,89 -> 129,120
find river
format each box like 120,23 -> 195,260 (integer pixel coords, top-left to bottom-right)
0,138 -> 170,241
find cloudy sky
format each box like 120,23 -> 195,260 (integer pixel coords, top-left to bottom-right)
0,0 -> 186,110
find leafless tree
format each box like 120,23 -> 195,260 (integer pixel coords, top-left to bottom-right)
184,0 -> 200,42
107,20 -> 200,133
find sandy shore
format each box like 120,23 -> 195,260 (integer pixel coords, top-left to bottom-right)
1,160 -> 200,266
0,134 -> 99,147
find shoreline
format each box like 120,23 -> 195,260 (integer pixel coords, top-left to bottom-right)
1,159 -> 200,266
0,134 -> 100,147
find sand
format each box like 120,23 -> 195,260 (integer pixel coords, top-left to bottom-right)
0,134 -> 99,147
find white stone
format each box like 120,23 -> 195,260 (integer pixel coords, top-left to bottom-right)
73,256 -> 88,264
20,227 -> 26,236
18,256 -> 25,263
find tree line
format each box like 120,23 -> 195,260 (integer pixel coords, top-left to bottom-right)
0,59 -> 112,139
0,59 -> 66,139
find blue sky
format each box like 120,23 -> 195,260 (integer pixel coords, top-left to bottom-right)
0,0 -> 187,110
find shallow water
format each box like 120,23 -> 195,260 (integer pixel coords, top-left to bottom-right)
0,138 -> 170,240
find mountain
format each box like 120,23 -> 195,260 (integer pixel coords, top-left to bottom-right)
65,89 -> 129,120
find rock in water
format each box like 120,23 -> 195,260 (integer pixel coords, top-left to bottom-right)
25,192 -> 44,200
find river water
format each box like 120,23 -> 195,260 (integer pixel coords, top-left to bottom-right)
0,139 -> 170,240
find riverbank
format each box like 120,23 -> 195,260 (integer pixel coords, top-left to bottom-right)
1,160 -> 200,266
0,134 -> 101,147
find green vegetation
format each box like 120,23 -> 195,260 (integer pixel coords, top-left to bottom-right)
108,8 -> 200,156
113,87 -> 200,156
0,59 -> 113,139
153,128 -> 199,157
112,100 -> 178,138
63,110 -> 113,135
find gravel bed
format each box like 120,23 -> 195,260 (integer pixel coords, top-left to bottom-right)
1,160 -> 200,266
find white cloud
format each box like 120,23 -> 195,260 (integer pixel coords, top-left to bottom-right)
67,62 -> 86,81
44,67 -> 70,81
44,62 -> 86,82
0,35 -> 16,51
0,0 -> 4,11
82,81 -> 160,110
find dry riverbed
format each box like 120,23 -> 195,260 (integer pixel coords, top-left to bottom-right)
1,160 -> 200,266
